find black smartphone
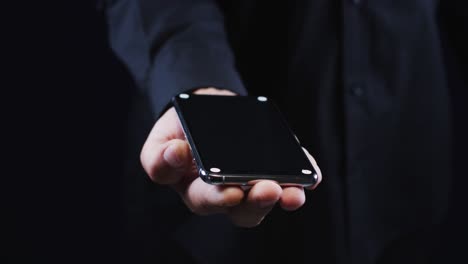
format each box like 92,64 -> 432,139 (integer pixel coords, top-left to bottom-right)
172,93 -> 318,187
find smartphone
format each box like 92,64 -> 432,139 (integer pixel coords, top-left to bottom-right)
172,93 -> 318,187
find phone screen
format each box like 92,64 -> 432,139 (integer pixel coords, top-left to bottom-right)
173,94 -> 317,185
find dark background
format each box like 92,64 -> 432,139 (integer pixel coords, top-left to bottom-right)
3,2 -> 131,263
3,1 -> 467,263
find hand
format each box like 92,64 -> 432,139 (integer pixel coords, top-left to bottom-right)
140,88 -> 322,227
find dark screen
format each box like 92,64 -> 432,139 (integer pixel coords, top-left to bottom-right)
173,95 -> 315,176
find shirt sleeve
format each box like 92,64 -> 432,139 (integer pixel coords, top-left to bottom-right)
104,0 -> 247,117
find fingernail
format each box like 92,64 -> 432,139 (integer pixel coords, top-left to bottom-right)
164,143 -> 183,167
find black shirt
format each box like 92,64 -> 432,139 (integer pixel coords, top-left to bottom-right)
105,1 -> 467,263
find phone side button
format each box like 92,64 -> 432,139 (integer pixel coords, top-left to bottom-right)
208,174 -> 224,184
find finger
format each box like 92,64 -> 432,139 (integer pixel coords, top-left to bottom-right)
279,186 -> 306,211
141,138 -> 193,184
178,177 -> 245,215
228,181 -> 282,228
140,107 -> 193,184
302,147 -> 323,190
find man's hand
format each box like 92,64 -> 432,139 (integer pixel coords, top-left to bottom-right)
140,88 -> 322,227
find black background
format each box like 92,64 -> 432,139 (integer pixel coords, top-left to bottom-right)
3,2 -> 131,263
175,95 -> 315,176
3,1 -> 467,263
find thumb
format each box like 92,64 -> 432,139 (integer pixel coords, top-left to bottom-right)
163,139 -> 190,168
141,138 -> 193,185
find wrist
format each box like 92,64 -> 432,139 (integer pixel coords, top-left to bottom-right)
192,87 -> 237,96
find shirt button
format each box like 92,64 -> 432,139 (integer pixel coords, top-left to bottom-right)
349,84 -> 364,97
